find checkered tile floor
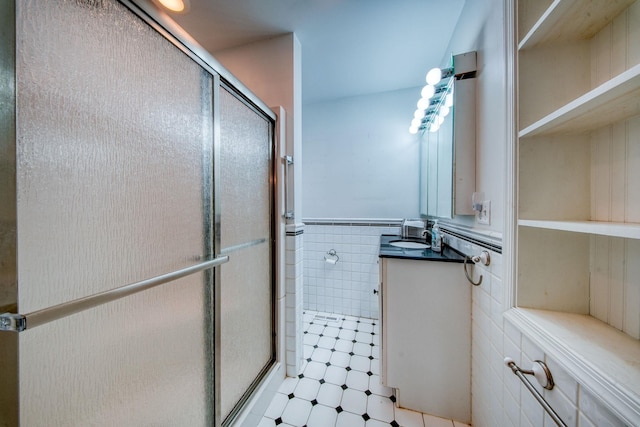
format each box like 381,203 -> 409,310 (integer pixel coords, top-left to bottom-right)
258,311 -> 469,427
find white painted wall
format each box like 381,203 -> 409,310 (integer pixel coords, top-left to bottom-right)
441,0 -> 507,234
302,88 -> 420,219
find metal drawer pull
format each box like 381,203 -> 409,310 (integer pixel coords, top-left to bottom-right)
0,256 -> 229,333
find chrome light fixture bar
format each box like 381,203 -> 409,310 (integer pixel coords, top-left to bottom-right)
409,52 -> 477,135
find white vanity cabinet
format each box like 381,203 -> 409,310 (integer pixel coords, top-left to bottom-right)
379,257 -> 470,423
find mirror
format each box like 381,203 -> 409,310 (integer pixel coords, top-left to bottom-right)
419,65 -> 476,219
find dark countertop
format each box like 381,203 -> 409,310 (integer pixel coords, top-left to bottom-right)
378,234 -> 466,263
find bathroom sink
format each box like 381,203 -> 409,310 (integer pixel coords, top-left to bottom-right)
389,240 -> 430,249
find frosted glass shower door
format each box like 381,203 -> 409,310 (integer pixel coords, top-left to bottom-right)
218,86 -> 274,423
11,0 -> 216,425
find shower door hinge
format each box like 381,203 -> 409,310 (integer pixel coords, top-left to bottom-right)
0,313 -> 27,333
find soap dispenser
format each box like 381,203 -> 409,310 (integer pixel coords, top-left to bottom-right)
431,220 -> 442,252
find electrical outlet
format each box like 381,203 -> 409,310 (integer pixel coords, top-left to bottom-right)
477,200 -> 490,225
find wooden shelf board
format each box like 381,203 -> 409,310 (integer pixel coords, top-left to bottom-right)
519,0 -> 636,50
519,64 -> 640,137
518,219 -> 640,239
505,308 -> 640,425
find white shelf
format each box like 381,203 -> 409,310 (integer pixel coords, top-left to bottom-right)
505,308 -> 640,426
519,64 -> 640,137
518,219 -> 640,239
519,0 -> 636,50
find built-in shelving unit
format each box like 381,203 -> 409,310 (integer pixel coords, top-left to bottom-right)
518,0 -> 636,49
519,64 -> 640,137
513,0 -> 640,424
518,219 -> 640,239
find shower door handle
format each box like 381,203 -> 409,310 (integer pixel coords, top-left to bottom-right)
0,256 -> 229,333
283,155 -> 294,220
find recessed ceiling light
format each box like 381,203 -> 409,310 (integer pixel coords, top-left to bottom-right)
154,0 -> 190,13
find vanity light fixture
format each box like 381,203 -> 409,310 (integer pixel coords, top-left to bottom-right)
408,52 -> 477,135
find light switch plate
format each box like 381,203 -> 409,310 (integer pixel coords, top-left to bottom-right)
477,200 -> 490,225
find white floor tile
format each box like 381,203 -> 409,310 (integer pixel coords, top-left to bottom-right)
342,320 -> 358,330
304,361 -> 328,380
357,323 -> 374,333
263,312 -> 461,427
341,388 -> 368,414
350,355 -> 371,373
366,419 -> 391,427
423,413 -> 454,427
278,377 -> 299,395
257,416 -> 276,427
368,375 -> 394,397
356,331 -> 373,343
452,422 -> 470,427
367,394 -> 395,422
394,407 -> 425,427
371,346 -> 380,359
336,411 -> 366,427
346,370 -> 370,392
338,329 -> 356,340
312,347 -> 333,363
316,382 -> 344,408
304,333 -> 320,346
294,377 -> 321,401
353,342 -> 372,357
324,365 -> 348,386
304,344 -> 314,358
264,392 -> 289,419
323,326 -> 341,337
307,324 -> 325,335
370,359 -> 380,376
281,397 -> 312,426
318,336 -> 338,349
334,339 -> 354,353
330,351 -> 351,368
306,404 -> 338,427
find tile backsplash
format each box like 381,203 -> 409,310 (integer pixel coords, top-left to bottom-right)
302,220 -> 402,319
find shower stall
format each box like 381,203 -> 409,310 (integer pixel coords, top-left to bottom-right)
0,0 -> 278,425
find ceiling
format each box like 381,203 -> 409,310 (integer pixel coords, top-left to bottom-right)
150,0 -> 466,105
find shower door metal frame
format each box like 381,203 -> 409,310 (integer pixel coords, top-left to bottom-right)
116,2 -> 278,426
214,80 -> 277,427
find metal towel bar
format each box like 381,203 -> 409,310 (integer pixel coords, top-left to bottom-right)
505,357 -> 567,427
283,155 -> 294,220
0,256 -> 229,333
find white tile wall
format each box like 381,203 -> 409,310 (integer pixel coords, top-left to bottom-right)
451,229 -> 629,427
302,221 -> 401,319
285,223 -> 305,377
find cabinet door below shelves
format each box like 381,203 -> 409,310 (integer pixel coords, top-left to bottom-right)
380,258 -> 470,423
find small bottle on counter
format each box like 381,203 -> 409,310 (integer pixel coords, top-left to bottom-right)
431,220 -> 442,252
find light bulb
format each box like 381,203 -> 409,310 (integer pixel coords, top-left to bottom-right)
411,118 -> 422,128
426,68 -> 442,85
409,126 -> 419,134
429,122 -> 440,133
445,93 -> 453,108
439,106 -> 450,117
414,109 -> 425,119
421,85 -> 435,99
417,97 -> 430,110
156,0 -> 188,12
